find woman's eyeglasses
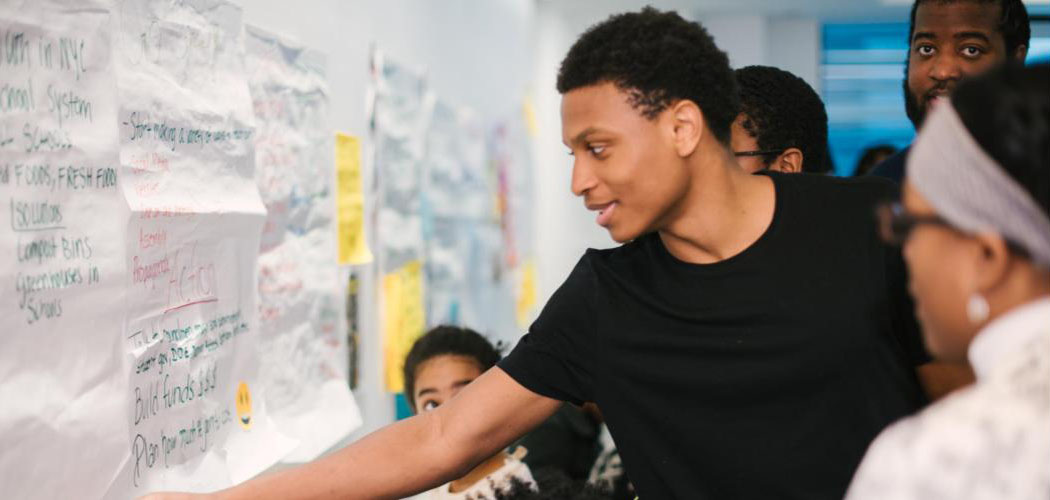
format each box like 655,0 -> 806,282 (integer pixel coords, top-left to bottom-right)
875,201 -> 1030,257
875,201 -> 953,245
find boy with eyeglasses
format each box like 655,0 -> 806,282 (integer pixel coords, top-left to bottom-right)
730,65 -> 831,175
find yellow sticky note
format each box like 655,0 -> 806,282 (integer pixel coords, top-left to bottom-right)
515,259 -> 537,328
522,95 -> 539,138
336,133 -> 373,265
383,260 -> 425,392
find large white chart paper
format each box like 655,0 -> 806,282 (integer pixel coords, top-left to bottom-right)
1,1 -> 369,497
421,100 -> 491,327
245,24 -> 360,462
372,53 -> 431,274
0,1 -> 128,498
109,0 -> 294,494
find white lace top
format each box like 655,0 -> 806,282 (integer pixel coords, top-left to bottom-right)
412,453 -> 535,500
846,298 -> 1050,500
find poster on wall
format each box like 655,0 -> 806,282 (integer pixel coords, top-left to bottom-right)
490,108 -> 539,334
335,133 -> 371,266
370,52 -> 432,392
245,24 -> 360,463
0,2 -> 129,498
419,98 -> 534,347
110,0 -> 294,494
421,100 -> 496,331
382,259 -> 425,392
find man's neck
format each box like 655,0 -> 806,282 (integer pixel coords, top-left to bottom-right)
657,149 -> 776,264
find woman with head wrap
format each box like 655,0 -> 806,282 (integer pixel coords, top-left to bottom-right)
846,63 -> 1050,500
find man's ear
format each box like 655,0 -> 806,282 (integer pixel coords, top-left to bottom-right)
770,148 -> 803,173
1013,44 -> 1028,63
669,100 -> 703,157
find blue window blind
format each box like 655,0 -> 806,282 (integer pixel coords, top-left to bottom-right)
822,23 -> 913,177
1029,24 -> 1050,64
822,19 -> 1050,177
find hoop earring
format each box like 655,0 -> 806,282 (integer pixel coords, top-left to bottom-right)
967,293 -> 990,324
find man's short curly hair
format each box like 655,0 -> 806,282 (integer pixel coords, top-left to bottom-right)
556,7 -> 739,145
402,325 -> 503,412
735,65 -> 831,173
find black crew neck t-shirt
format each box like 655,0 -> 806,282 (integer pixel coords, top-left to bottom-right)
499,172 -> 929,500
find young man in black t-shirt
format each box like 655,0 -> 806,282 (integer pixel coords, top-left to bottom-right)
149,8 -> 951,500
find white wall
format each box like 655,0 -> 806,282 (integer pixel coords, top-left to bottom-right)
767,18 -> 822,93
701,14 -> 821,92
703,15 -> 769,68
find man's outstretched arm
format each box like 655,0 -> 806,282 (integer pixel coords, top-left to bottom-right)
144,367 -> 561,500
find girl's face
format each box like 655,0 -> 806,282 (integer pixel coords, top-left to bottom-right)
411,354 -> 483,413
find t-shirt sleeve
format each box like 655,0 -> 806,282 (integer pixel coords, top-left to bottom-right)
498,255 -> 597,405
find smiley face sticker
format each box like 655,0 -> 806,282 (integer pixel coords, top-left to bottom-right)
235,382 -> 252,429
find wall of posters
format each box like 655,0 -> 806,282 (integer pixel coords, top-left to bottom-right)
245,25 -> 361,463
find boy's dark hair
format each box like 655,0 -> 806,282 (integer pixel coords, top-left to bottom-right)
402,325 -> 502,412
734,66 -> 830,173
556,7 -> 739,145
952,63 -> 1049,218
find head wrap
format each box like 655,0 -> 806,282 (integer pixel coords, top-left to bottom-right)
908,102 -> 1050,269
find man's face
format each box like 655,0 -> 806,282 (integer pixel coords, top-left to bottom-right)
561,82 -> 690,243
905,1 -> 1009,127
